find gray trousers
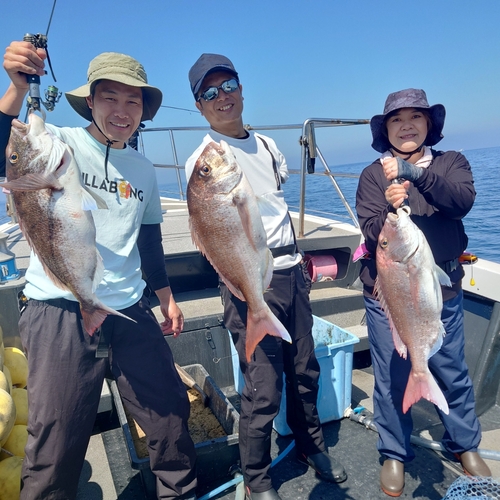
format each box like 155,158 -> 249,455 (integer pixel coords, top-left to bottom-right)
19,295 -> 197,500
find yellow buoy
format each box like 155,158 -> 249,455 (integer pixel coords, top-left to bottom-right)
0,341 -> 4,371
2,366 -> 12,394
0,371 -> 9,395
3,348 -> 28,389
0,455 -> 23,500
11,388 -> 28,426
0,388 -> 16,447
0,424 -> 27,460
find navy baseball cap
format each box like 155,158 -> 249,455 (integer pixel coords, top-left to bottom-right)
189,53 -> 239,97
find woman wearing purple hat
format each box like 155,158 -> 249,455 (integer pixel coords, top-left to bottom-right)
355,89 -> 491,496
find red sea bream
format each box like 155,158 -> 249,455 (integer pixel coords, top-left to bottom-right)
0,112 -> 133,334
375,206 -> 451,414
187,140 -> 291,362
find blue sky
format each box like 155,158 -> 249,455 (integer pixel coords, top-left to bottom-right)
1,0 -> 500,177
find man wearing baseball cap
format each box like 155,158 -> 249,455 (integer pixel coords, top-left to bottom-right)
185,53 -> 348,500
0,41 -> 197,499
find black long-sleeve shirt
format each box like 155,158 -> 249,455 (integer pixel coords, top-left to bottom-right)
0,110 -> 17,177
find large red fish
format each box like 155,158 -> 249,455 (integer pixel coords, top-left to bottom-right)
187,140 -> 291,362
0,113 -> 133,334
375,206 -> 451,414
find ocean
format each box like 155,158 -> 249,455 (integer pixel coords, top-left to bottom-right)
161,145 -> 500,264
1,146 -> 499,264
279,146 -> 500,265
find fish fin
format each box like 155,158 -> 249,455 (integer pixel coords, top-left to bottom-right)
428,322 -> 446,359
245,305 -> 292,362
403,369 -> 449,415
17,224 -> 66,292
435,265 -> 452,287
262,248 -> 274,291
81,186 -> 108,210
374,277 -> 407,358
0,173 -> 63,191
392,329 -> 408,359
81,303 -> 137,336
36,259 -> 72,291
234,193 -> 259,253
373,277 -> 384,305
92,251 -> 105,293
218,272 -> 245,302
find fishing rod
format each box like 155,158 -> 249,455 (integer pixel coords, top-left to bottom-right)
23,0 -> 60,119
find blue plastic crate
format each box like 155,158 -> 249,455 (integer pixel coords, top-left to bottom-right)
230,315 -> 360,436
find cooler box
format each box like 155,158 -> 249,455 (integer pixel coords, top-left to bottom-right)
230,315 -> 359,436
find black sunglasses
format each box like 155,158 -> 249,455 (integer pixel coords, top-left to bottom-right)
197,78 -> 240,102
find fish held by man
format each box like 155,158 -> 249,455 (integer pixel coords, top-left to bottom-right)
0,112 -> 134,335
375,206 -> 451,415
187,140 -> 291,362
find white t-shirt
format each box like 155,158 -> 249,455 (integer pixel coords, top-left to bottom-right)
185,130 -> 300,270
24,125 -> 163,309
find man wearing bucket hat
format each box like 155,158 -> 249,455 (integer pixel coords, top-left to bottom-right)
0,41 -> 198,499
356,88 -> 490,496
184,53 -> 348,500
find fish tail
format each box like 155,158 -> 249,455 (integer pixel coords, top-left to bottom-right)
402,370 -> 449,415
245,306 -> 292,362
81,303 -> 136,336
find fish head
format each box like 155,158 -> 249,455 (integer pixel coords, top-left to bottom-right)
377,206 -> 421,264
187,140 -> 242,200
6,112 -> 67,182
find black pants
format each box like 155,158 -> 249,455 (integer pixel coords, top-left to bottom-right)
221,264 -> 324,492
19,295 -> 197,500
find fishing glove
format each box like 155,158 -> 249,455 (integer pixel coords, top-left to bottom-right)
396,157 -> 424,182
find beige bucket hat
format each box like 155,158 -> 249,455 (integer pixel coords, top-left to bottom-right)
65,52 -> 162,122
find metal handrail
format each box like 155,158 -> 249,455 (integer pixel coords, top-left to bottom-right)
140,118 -> 370,233
1,118 -> 370,227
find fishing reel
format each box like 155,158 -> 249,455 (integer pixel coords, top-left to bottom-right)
23,32 -> 61,115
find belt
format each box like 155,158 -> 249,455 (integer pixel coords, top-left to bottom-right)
270,244 -> 297,258
439,258 -> 459,274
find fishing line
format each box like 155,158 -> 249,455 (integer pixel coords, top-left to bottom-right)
160,105 -> 200,114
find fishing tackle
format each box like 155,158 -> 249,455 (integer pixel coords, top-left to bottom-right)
23,0 -> 60,117
23,33 -> 61,117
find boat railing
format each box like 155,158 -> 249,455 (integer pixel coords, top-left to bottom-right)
139,118 -> 370,237
1,118 -> 370,232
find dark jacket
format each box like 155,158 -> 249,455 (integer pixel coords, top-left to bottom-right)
355,149 -> 475,300
0,110 -> 17,177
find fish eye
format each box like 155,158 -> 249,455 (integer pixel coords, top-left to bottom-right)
9,152 -> 19,164
380,238 -> 388,248
200,165 -> 211,176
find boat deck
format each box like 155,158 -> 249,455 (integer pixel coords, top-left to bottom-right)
2,198 -> 499,499
76,200 -> 500,499
76,366 -> 500,500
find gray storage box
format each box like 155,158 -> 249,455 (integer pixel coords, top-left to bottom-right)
111,363 -> 240,497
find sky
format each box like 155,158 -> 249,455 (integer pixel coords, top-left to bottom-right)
1,0 -> 500,183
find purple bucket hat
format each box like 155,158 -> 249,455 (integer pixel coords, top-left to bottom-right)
370,88 -> 446,153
